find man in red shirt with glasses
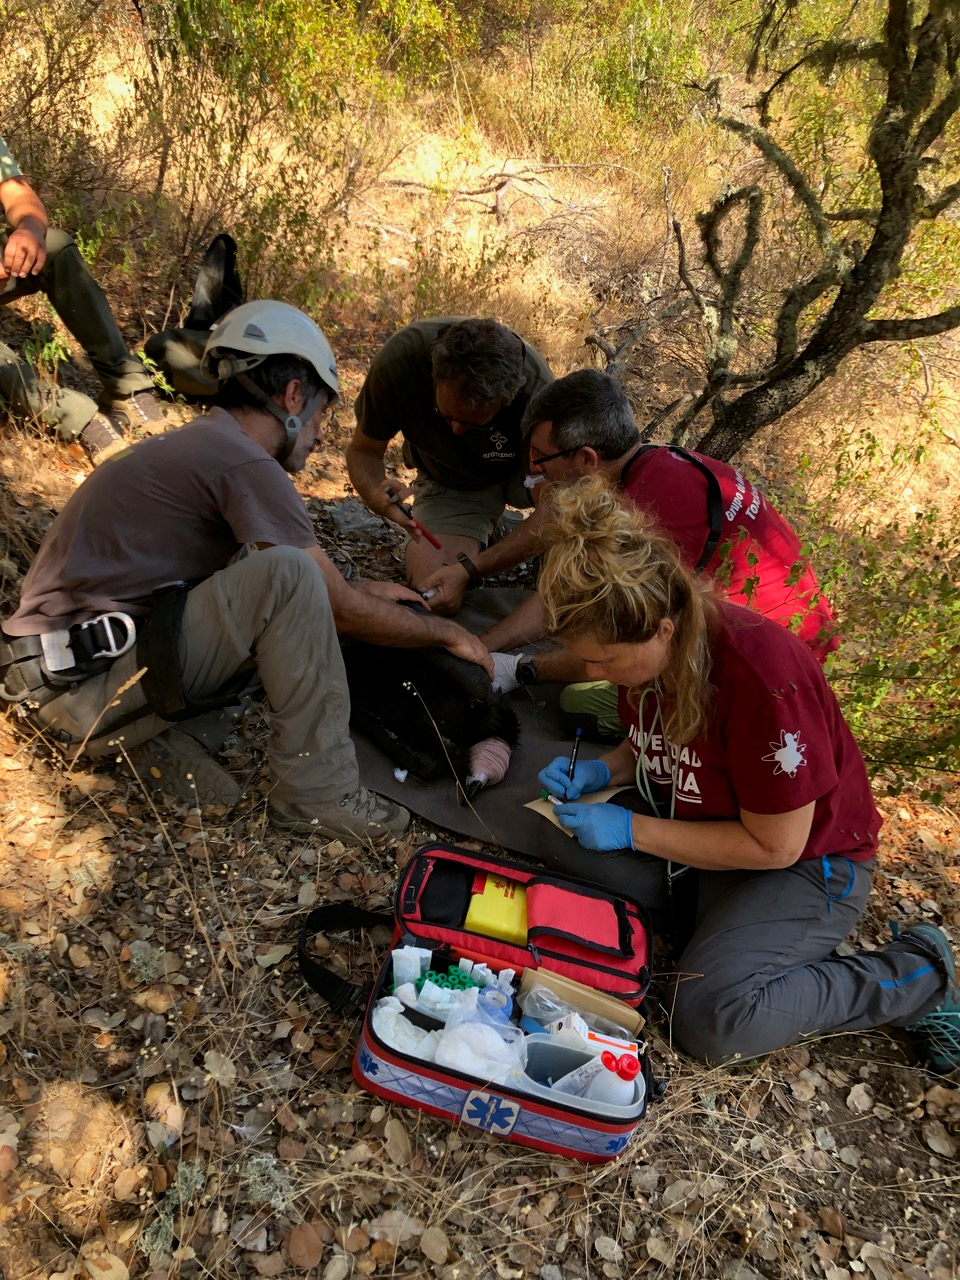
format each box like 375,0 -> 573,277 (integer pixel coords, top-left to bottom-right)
421,368 -> 838,681
346,317 -> 553,604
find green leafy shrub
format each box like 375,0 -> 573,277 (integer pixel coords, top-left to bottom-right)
781,407 -> 960,801
588,0 -> 704,120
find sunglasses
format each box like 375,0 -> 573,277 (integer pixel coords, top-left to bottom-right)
434,402 -> 499,431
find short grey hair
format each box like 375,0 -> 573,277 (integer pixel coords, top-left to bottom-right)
522,369 -> 639,461
432,319 -> 525,409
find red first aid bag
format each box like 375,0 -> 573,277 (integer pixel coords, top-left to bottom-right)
298,843 -> 660,1164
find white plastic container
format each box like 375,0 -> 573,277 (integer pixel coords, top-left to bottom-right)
516,1035 -> 646,1116
550,1053 -> 608,1098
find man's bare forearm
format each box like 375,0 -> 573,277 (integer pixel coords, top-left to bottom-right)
308,544 -> 486,661
337,587 -> 462,648
481,592 -> 548,650
0,179 -> 47,233
472,502 -> 546,577
346,443 -> 391,516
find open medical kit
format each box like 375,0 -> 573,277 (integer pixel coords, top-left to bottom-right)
298,843 -> 659,1163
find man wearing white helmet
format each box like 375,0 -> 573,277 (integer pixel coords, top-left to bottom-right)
0,301 -> 493,844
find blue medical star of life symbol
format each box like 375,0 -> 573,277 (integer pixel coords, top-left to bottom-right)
358,1047 -> 380,1077
461,1090 -> 520,1134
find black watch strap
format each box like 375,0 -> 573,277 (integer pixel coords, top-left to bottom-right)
457,553 -> 483,591
516,657 -> 538,687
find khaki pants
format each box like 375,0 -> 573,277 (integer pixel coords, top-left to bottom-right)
409,469 -> 533,545
0,228 -> 154,438
34,547 -> 359,808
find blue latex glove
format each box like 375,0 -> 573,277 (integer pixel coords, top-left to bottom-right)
553,802 -> 635,852
538,756 -> 611,801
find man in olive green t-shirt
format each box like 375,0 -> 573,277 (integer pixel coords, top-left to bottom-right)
346,317 -> 553,609
0,136 -> 164,462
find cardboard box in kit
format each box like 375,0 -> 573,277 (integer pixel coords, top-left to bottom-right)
520,966 -> 645,1035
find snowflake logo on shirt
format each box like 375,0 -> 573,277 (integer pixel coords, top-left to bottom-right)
489,431 -> 508,451
762,730 -> 807,777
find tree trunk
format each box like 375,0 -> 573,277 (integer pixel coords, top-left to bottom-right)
693,331 -> 856,459
693,218 -> 911,460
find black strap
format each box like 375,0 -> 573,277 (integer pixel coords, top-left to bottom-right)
457,553 -> 483,590
137,582 -> 250,721
69,615 -> 134,665
137,583 -> 191,717
619,444 -> 724,574
297,904 -> 394,1016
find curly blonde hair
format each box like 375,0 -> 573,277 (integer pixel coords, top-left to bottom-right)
538,474 -> 715,743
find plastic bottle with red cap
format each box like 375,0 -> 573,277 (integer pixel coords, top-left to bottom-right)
583,1051 -> 641,1105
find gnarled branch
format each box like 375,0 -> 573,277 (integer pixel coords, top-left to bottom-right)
861,303 -> 960,342
755,39 -> 887,124
720,115 -> 838,256
775,267 -> 843,363
920,175 -> 960,217
913,70 -> 960,155
695,186 -> 764,378
900,11 -> 944,132
824,206 -> 881,223
673,217 -> 707,317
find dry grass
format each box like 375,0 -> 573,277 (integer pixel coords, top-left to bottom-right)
1,710 -> 958,1280
0,9 -> 958,1275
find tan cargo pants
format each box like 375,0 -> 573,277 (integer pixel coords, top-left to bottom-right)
33,547 -> 359,808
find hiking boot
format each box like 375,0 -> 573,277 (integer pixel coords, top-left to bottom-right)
127,728 -> 242,807
102,389 -> 167,434
900,923 -> 960,1073
177,702 -> 247,754
79,412 -> 128,465
269,787 -> 410,844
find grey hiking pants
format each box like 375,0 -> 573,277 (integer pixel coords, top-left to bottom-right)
31,547 -> 359,808
0,228 -> 153,438
538,789 -> 946,1063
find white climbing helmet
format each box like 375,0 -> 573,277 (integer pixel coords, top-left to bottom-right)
201,300 -> 339,400
201,300 -> 339,463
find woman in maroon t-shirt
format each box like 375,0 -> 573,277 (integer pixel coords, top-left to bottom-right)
535,476 -> 959,1070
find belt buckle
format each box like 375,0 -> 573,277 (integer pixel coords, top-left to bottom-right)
40,630 -> 76,674
78,612 -> 136,660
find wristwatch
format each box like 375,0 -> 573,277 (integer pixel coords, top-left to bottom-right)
456,553 -> 483,591
516,657 -> 538,687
